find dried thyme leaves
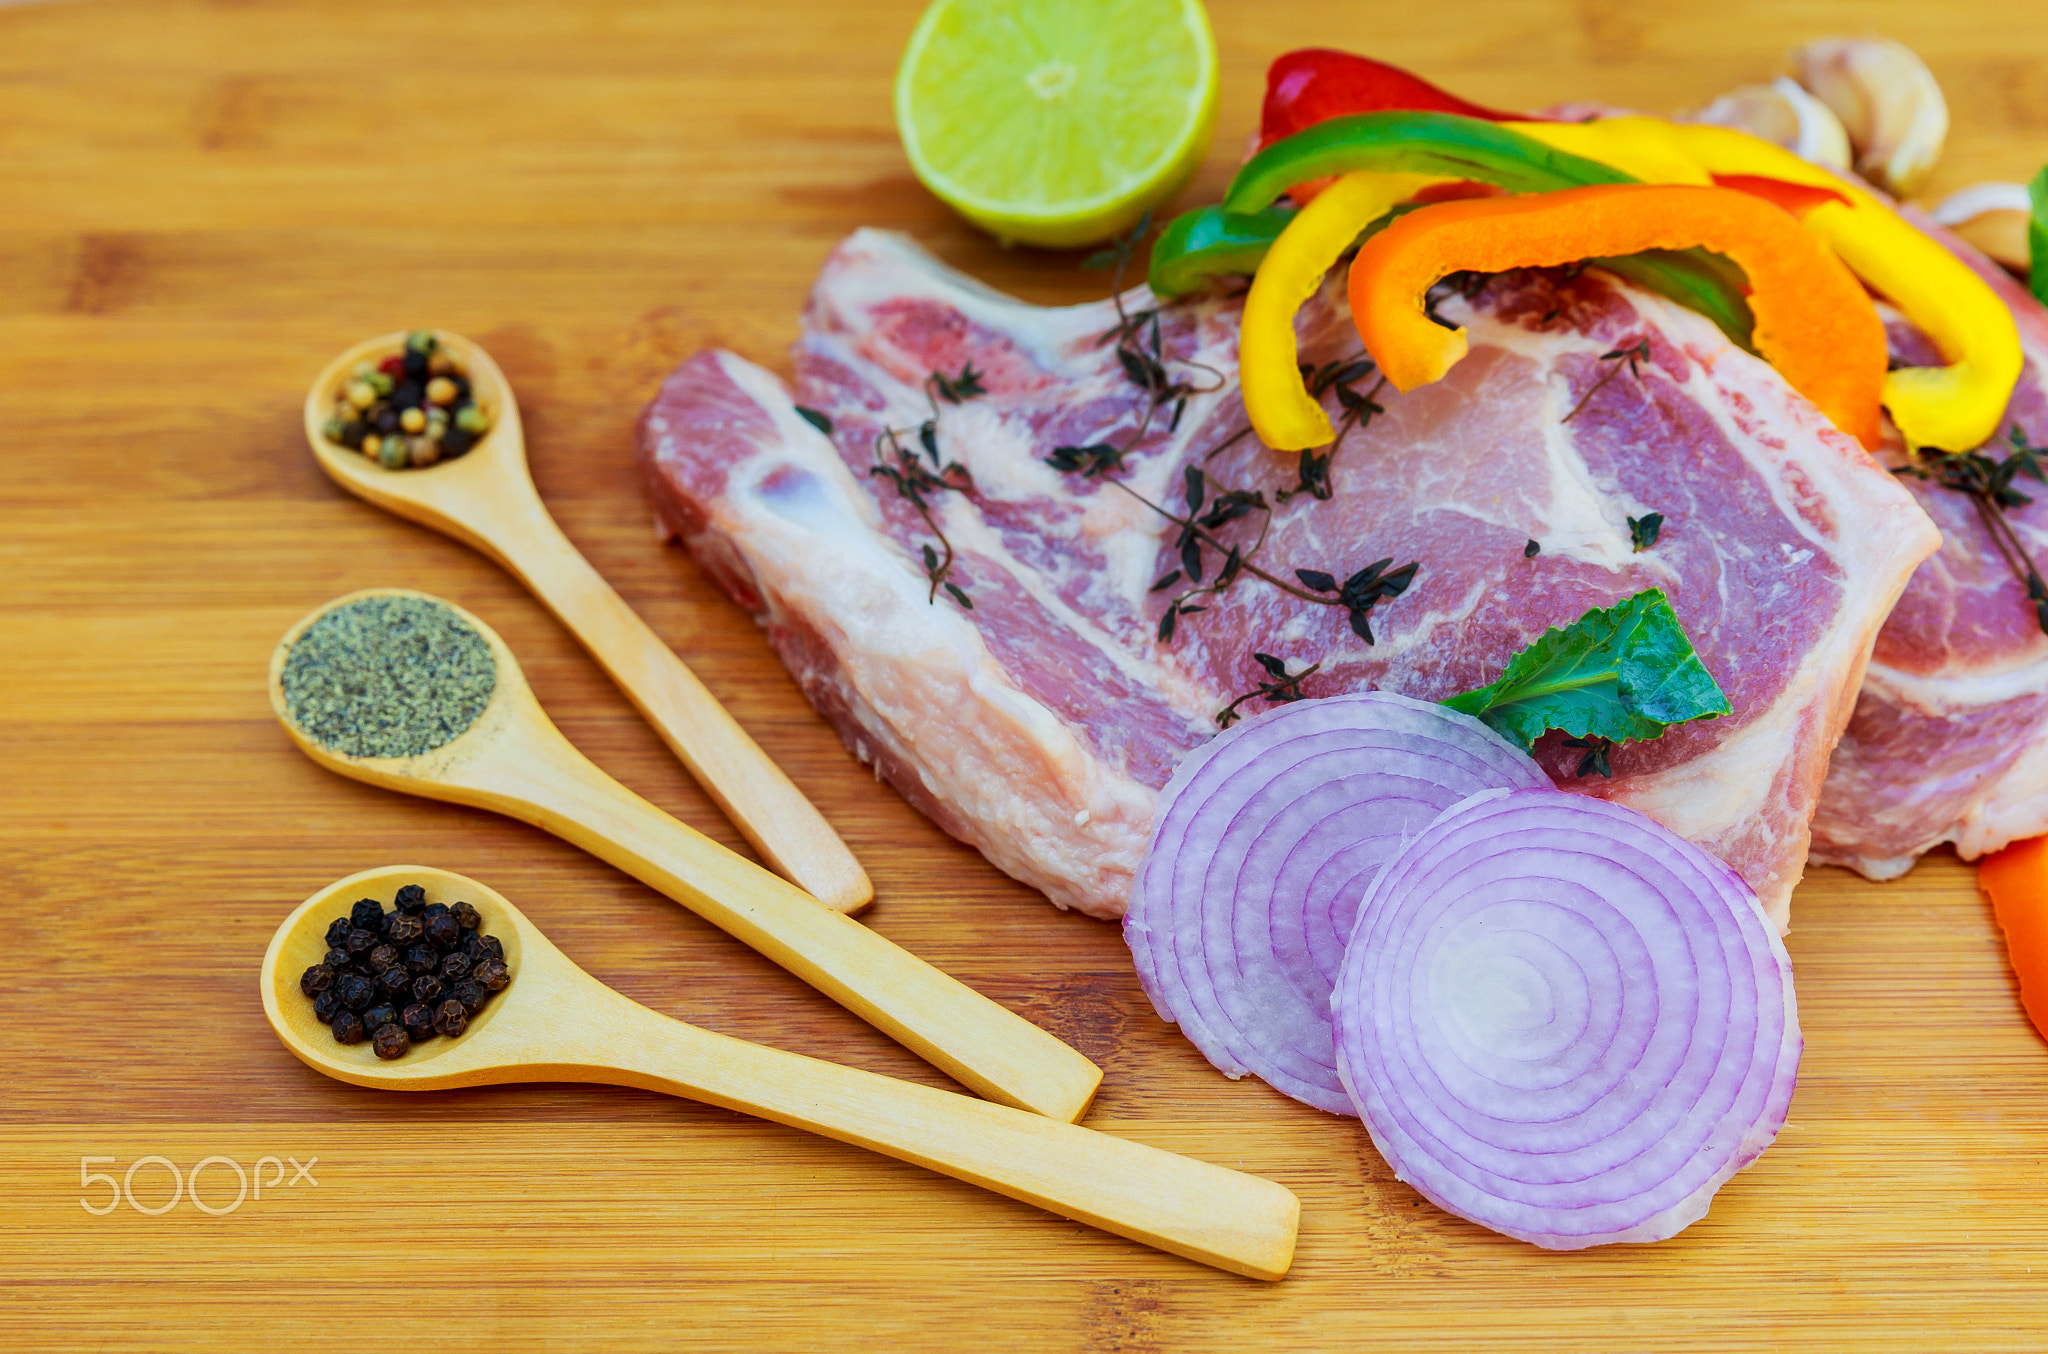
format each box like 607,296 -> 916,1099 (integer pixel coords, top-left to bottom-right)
1215,653 -> 1321,729
1046,220 -> 1418,654
1561,337 -> 1652,425
867,364 -> 989,609
1898,425 -> 2048,635
279,595 -> 497,760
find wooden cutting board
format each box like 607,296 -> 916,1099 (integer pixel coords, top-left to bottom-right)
5,0 -> 2047,1347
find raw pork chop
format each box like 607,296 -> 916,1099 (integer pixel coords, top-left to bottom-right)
1810,224 -> 2048,877
638,229 -> 1939,928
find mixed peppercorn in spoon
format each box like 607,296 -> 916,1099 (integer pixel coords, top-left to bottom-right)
321,330 -> 493,469
297,884 -> 511,1058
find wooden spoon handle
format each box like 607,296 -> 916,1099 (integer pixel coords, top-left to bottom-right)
466,722 -> 1103,1124
492,501 -> 872,913
583,995 -> 1297,1281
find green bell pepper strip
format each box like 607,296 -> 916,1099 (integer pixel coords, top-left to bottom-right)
2030,164 -> 2048,309
1596,249 -> 1755,351
1148,204 -> 1295,298
1223,111 -> 1637,214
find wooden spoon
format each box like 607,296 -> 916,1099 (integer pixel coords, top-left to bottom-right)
303,330 -> 871,913
269,588 -> 1101,1124
262,866 -> 1299,1282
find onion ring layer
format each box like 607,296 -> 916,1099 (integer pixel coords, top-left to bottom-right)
1126,693 -> 1549,1113
1333,787 -> 1801,1248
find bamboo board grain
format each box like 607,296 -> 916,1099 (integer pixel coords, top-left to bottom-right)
4,0 -> 2048,1348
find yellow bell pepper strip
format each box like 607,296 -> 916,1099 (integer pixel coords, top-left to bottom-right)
1981,836 -> 2048,1044
1501,118 -> 1713,186
1241,172 -> 1449,449
1513,117 -> 2023,451
1347,184 -> 1889,448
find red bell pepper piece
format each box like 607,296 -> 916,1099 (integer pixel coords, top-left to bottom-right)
1259,49 -> 1532,150
1709,173 -> 1851,217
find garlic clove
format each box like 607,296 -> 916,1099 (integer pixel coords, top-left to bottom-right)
1930,182 -> 2033,273
1790,36 -> 1948,197
1689,76 -> 1854,174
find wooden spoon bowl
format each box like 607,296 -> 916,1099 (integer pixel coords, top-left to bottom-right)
268,588 -> 1101,1122
262,865 -> 531,1086
304,330 -> 870,911
261,866 -> 1299,1281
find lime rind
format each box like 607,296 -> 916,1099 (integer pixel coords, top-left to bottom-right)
895,0 -> 1219,248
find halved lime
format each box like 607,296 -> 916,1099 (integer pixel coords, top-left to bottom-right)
895,0 -> 1219,249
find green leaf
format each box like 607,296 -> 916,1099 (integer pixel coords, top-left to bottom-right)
2030,165 -> 2048,310
1441,588 -> 1731,751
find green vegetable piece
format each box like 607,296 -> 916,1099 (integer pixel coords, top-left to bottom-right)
1148,204 -> 1296,297
1223,111 -> 1636,217
1441,587 -> 1730,751
1595,250 -> 1757,353
2029,165 -> 2048,309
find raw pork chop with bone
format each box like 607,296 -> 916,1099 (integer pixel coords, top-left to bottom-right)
1811,222 -> 2048,877
638,228 -> 1939,929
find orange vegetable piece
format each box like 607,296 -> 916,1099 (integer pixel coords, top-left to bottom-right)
1345,182 -> 1888,449
1981,836 -> 2048,1043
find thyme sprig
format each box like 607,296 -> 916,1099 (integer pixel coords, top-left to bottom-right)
1293,557 -> 1421,644
1051,218 -> 1417,648
1054,214 -> 1227,483
1215,653 -> 1323,729
928,362 -> 988,406
1562,337 -> 1652,425
1627,512 -> 1665,552
1898,425 -> 2048,634
866,362 -> 992,609
1148,465 -> 1275,641
1103,464 -> 1416,645
1563,734 -> 1617,779
1425,270 -> 1491,328
1278,357 -> 1387,503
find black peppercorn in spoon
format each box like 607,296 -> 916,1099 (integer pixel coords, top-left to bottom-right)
261,866 -> 1299,1281
304,330 -> 871,914
269,588 -> 1101,1124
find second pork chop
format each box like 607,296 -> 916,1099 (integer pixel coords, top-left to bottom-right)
639,229 -> 1939,928
1810,221 -> 2048,878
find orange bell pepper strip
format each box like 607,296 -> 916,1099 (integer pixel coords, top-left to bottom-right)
1346,183 -> 1889,448
1982,836 -> 2048,1043
1512,117 -> 2024,452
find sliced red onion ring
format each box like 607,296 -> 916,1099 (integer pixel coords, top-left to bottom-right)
1124,693 -> 1549,1113
1333,787 -> 1800,1249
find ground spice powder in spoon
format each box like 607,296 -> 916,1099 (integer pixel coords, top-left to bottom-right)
280,595 -> 497,759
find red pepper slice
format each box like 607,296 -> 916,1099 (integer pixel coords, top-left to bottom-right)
1710,173 -> 1852,217
1410,180 -> 1506,204
1259,49 -> 1534,150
